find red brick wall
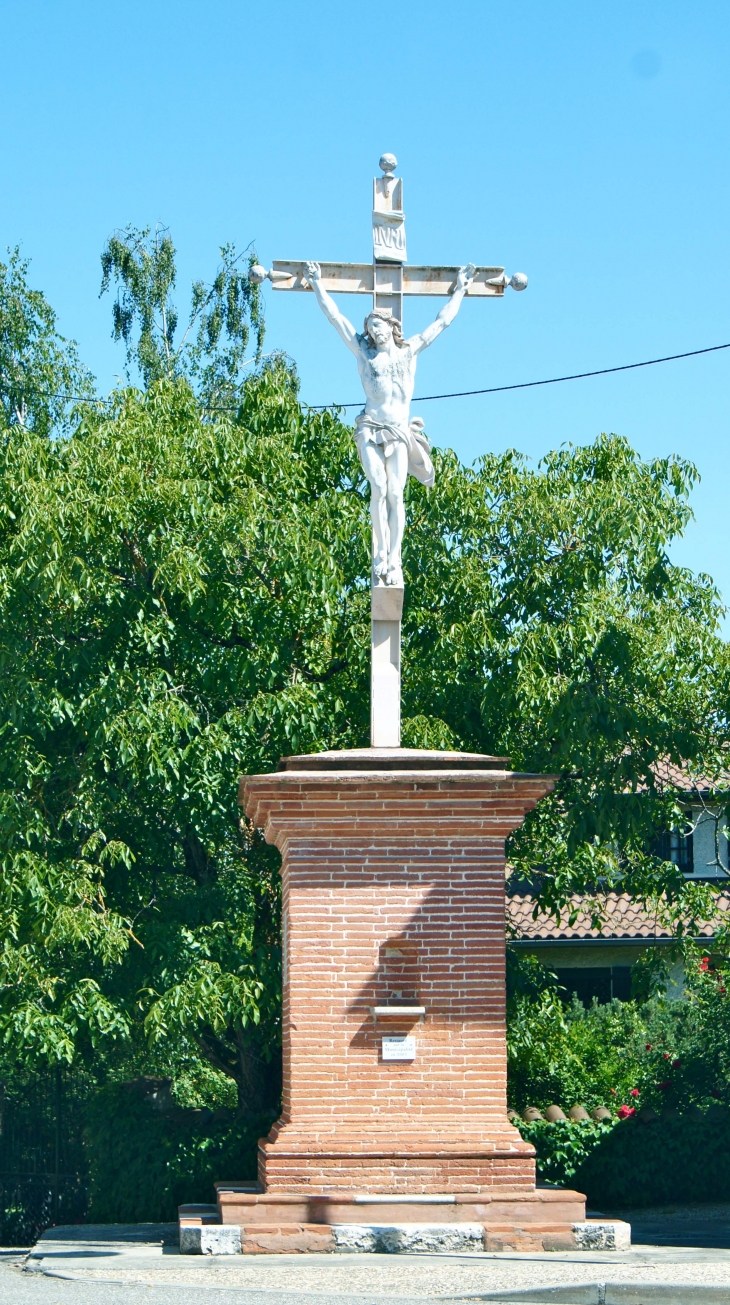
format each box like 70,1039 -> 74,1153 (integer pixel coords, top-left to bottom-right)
241,769 -> 553,1194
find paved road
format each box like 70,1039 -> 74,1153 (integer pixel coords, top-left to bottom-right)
13,1264 -> 497,1305
8,1262 -> 730,1305
5,1261 -> 431,1305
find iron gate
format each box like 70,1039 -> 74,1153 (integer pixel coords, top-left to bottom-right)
0,1067 -> 90,1245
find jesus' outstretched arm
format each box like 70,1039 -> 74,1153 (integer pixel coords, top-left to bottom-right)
410,263 -> 476,356
305,262 -> 361,356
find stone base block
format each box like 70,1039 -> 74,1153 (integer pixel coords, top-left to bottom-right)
573,1220 -> 631,1251
181,1187 -> 630,1256
332,1223 -> 484,1253
481,1220 -> 631,1253
179,1223 -> 241,1255
239,1223 -> 334,1254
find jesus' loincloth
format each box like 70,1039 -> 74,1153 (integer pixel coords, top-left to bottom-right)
353,413 -> 435,488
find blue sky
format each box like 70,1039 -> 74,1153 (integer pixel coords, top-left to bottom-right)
2,0 -> 729,614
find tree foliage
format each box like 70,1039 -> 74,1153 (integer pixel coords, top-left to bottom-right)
0,362 -> 368,1106
0,248 -> 94,436
401,436 -> 728,916
100,225 -> 265,401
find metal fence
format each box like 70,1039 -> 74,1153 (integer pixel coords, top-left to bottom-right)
0,1067 -> 90,1245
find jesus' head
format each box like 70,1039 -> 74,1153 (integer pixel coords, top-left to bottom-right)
363,309 -> 406,350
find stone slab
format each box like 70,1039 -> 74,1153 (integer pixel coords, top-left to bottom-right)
371,586 -> 404,621
275,747 -> 512,772
214,1186 -> 589,1228
179,1223 -> 241,1255
331,1222 -> 485,1253
574,1221 -> 632,1251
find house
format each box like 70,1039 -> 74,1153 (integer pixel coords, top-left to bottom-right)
506,762 -> 730,1005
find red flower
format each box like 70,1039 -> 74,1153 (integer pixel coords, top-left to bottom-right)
663,1052 -> 671,1060
721,988 -> 727,996
609,1087 -> 616,1095
700,957 -> 710,971
630,1088 -> 640,1097
645,1043 -> 653,1051
617,1105 -> 636,1119
658,1080 -> 672,1090
672,1059 -> 681,1069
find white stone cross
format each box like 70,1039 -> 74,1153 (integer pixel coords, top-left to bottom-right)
250,154 -> 527,749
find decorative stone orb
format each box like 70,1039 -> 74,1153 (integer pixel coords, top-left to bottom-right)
544,1105 -> 567,1122
248,264 -> 268,285
638,1105 -> 659,1124
590,1106 -> 612,1121
510,272 -> 529,291
521,1106 -> 544,1122
569,1105 -> 590,1121
379,153 -> 398,174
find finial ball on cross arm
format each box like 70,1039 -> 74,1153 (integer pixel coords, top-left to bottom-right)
510,272 -> 528,292
379,153 -> 398,175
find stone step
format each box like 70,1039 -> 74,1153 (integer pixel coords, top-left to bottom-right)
178,1213 -> 630,1256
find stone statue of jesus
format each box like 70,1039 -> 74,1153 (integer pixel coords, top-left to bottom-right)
305,261 -> 475,587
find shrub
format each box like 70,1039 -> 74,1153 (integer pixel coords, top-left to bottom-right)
507,991 -> 655,1112
516,1117 -> 616,1186
508,955 -> 730,1117
516,1113 -> 730,1207
84,1081 -> 274,1222
576,1114 -> 730,1207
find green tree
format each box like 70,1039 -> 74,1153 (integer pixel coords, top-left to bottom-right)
401,437 -> 728,919
100,225 -> 265,402
0,363 -> 367,1110
0,248 -> 95,436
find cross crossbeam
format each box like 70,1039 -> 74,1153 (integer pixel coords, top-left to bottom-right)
262,260 -> 510,297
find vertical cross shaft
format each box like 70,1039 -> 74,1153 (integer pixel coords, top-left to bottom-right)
370,154 -> 406,748
371,586 -> 403,748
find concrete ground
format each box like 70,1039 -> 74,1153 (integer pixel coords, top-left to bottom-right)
3,1210 -> 730,1304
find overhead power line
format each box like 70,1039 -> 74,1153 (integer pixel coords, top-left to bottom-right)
7,341 -> 730,413
309,341 -> 730,410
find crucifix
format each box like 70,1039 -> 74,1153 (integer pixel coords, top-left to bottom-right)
249,153 -> 527,750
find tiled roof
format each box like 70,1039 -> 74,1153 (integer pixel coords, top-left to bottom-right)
506,890 -> 730,942
649,758 -> 730,793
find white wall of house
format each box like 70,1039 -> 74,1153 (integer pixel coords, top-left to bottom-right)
690,806 -> 729,877
665,959 -> 686,1000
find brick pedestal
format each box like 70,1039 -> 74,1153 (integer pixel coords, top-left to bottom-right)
242,749 -> 551,1194
178,749 -> 633,1252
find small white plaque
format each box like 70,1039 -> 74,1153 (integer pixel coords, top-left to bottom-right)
382,1036 -> 416,1061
